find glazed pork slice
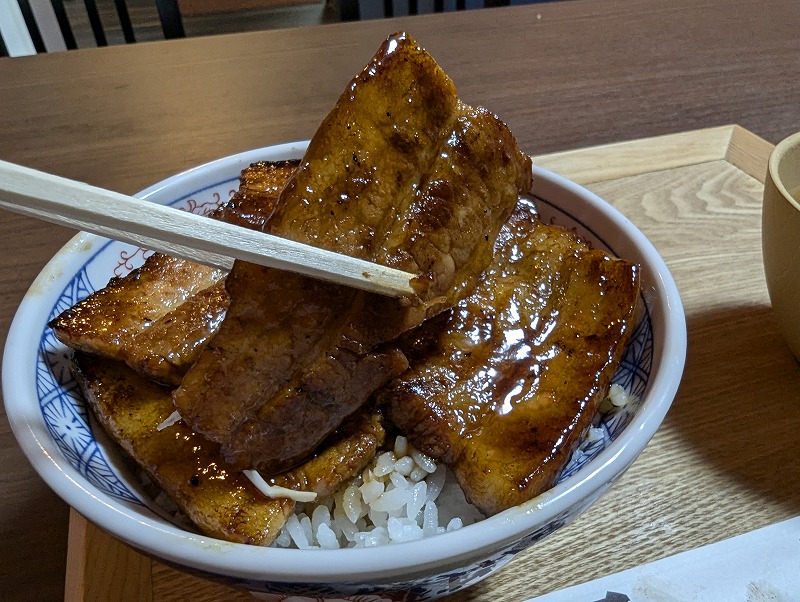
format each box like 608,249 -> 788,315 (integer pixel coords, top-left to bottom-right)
267,39 -> 528,307
213,160 -> 299,231
270,410 -> 386,498
121,280 -> 229,385
173,32 -> 533,472
50,160 -> 298,384
49,253 -> 225,361
177,256 -> 411,472
73,352 -> 384,545
380,197 -> 640,516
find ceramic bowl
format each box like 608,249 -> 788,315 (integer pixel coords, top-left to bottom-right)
762,131 -> 800,360
2,142 -> 686,601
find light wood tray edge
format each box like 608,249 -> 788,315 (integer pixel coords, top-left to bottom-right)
66,512 -> 153,602
64,124 -> 775,602
534,124 -> 773,185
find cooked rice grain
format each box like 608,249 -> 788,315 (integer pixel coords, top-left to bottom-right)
271,436 -> 484,549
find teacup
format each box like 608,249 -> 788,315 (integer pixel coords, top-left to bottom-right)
763,131 -> 800,360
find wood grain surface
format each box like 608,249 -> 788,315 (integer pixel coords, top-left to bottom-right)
1,0 -> 799,599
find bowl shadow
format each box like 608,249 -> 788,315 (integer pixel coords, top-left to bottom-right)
665,303 -> 800,513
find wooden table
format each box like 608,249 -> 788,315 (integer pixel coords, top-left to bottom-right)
1,0 -> 799,600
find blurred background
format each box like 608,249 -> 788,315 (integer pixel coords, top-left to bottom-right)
3,0 -> 549,55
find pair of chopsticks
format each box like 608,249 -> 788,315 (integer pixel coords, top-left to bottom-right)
0,160 -> 416,297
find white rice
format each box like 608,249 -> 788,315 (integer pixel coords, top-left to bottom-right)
271,436 -> 484,549
605,383 -> 634,409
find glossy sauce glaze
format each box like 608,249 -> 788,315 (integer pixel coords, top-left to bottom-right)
73,353 -> 384,545
382,197 -> 640,516
173,31 -> 532,474
49,160 -> 300,386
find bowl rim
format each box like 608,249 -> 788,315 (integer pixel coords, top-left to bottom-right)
2,143 -> 687,583
768,130 -> 800,213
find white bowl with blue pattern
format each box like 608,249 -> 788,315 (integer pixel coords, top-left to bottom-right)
2,142 -> 686,601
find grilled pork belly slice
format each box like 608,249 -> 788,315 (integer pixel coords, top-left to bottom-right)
213,160 -> 299,231
267,38 -> 528,307
49,160 -> 298,384
174,32 -> 532,472
74,353 -> 292,545
122,280 -> 229,385
73,352 -> 384,545
178,256 -> 412,472
380,197 -> 640,516
270,410 -> 386,498
49,254 -> 225,361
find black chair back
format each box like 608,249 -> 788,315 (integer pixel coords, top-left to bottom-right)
1,0 -> 184,56
340,0 -> 511,21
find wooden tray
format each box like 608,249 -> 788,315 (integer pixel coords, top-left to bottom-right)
67,125 -> 799,602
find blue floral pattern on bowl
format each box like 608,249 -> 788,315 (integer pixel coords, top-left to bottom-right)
36,184 -> 239,505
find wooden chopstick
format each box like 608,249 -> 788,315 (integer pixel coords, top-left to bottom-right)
0,159 -> 416,297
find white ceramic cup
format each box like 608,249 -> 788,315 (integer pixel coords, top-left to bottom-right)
762,131 -> 800,360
